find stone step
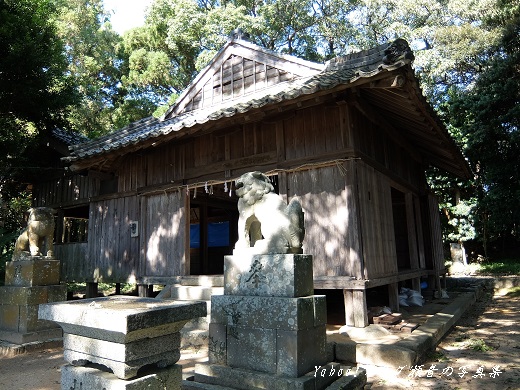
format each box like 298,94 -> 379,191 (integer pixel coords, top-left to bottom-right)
159,288 -> 218,349
183,378 -> 234,390
177,276 -> 224,287
183,316 -> 210,332
193,363 -> 365,390
181,328 -> 209,349
169,285 -> 224,301
141,276 -> 224,287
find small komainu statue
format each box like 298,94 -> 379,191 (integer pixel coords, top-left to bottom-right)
12,207 -> 56,261
234,171 -> 305,254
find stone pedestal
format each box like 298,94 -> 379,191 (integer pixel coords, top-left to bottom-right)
39,296 -> 207,389
192,254 -> 343,389
0,257 -> 66,345
60,363 -> 183,390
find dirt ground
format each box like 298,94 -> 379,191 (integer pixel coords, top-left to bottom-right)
1,287 -> 519,390
364,286 -> 520,390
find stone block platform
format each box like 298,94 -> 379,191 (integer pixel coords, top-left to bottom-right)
224,254 -> 313,297
191,253 -> 348,389
0,257 -> 66,346
39,296 -> 207,380
5,258 -> 61,287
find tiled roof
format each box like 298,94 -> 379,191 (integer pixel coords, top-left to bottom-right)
51,128 -> 89,146
65,39 -> 414,164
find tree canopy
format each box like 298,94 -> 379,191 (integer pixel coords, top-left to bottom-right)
443,0 -> 520,255
0,0 -> 76,178
1,0 -> 519,256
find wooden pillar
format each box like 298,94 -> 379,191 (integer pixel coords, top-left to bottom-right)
344,289 -> 354,326
138,284 -> 154,297
200,203 -> 208,274
344,289 -> 368,327
388,283 -> 399,312
411,277 -> 421,292
115,283 -> 121,295
427,274 -> 437,292
428,272 -> 443,296
86,282 -> 98,298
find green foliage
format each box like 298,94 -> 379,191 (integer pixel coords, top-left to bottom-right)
67,282 -> 137,295
2,0 -> 519,259
0,0 -> 71,241
466,338 -> 494,352
476,258 -> 520,276
443,1 -> 520,253
505,287 -> 520,298
55,0 -> 130,137
0,190 -> 32,283
426,350 -> 450,362
0,0 -> 77,181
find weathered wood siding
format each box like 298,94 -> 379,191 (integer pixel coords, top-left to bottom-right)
85,195 -> 139,282
283,106 -> 348,160
350,105 -> 425,190
118,154 -> 147,192
281,164 -> 363,278
141,191 -> 187,277
57,98 -> 440,283
181,56 -> 297,114
356,161 -> 398,279
118,104 -> 349,189
54,242 -> 88,281
33,173 -> 97,207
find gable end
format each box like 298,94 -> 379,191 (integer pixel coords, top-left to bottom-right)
179,54 -> 298,114
164,39 -> 324,119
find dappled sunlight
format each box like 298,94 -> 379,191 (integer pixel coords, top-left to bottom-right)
144,192 -> 185,275
146,225 -> 169,265
289,167 -> 357,277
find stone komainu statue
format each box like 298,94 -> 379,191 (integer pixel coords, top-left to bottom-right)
234,171 -> 305,254
12,207 -> 56,261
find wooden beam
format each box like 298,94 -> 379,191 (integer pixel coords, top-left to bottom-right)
315,276 -> 366,290
405,192 -> 420,270
185,151 -> 277,180
137,275 -> 224,286
350,95 -> 422,162
367,74 -> 406,89
138,284 -> 154,297
182,191 -> 190,276
314,268 -> 430,290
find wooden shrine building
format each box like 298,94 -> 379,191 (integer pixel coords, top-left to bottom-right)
33,36 -> 471,327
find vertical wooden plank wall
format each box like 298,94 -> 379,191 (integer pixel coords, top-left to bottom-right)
356,161 -> 398,279
141,191 -> 187,277
283,165 -> 357,277
55,242 -> 88,281
33,174 -> 96,207
283,105 -> 345,160
85,195 -> 139,282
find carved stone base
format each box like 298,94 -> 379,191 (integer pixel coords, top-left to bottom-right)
61,363 -> 182,390
5,258 -> 60,287
194,363 -> 346,390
